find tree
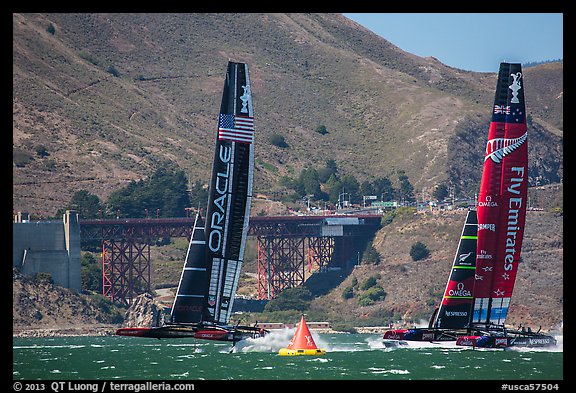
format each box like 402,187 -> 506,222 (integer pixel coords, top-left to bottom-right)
270,133 -> 288,148
60,190 -> 105,219
340,175 -> 360,204
107,166 -> 191,218
189,180 -> 208,211
433,184 -> 449,201
360,180 -> 375,198
317,159 -> 338,183
342,286 -> 354,299
81,253 -> 102,293
315,125 -> 328,135
357,285 -> 386,306
362,245 -> 381,265
410,241 -> 430,261
324,174 -> 342,204
106,65 -> 120,77
372,177 -> 395,201
299,167 -> 323,199
360,275 -> 379,290
325,159 -> 338,175
35,145 -> 49,158
264,287 -> 313,312
397,171 -> 416,203
341,276 -> 358,299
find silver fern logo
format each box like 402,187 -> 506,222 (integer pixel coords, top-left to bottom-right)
484,132 -> 528,163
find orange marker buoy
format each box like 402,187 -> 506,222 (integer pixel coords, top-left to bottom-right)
278,315 -> 327,356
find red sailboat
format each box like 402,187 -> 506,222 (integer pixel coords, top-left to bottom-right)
383,62 -> 556,349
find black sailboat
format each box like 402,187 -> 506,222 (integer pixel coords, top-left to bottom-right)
116,61 -> 267,343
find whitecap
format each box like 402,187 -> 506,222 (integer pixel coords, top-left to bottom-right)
170,372 -> 189,378
370,369 -> 410,375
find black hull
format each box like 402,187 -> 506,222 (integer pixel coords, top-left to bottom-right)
116,324 -> 268,343
383,327 -> 557,349
456,331 -> 557,349
383,328 -> 465,342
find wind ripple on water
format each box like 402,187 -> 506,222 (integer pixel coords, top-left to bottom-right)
12,333 -> 563,380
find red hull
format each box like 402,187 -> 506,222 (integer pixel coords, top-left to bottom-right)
193,329 -> 231,341
116,327 -> 155,337
115,326 -> 230,340
382,329 -> 410,340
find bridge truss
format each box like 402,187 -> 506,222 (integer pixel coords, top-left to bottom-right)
81,218 -> 195,306
80,215 -> 380,306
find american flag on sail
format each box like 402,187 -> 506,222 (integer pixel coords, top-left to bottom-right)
218,113 -> 254,144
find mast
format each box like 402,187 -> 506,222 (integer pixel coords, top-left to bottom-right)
204,62 -> 255,324
472,63 -> 528,326
433,210 -> 477,329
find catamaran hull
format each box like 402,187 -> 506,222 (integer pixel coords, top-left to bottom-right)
383,328 -> 463,342
116,326 -> 197,339
383,328 -> 557,349
116,325 -> 268,342
456,334 -> 557,348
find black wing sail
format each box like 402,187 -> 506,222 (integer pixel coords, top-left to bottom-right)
432,210 -> 478,329
171,213 -> 208,324
204,62 -> 254,324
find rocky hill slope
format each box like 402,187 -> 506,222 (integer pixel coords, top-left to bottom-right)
12,269 -> 122,336
309,206 -> 563,332
13,13 -> 562,217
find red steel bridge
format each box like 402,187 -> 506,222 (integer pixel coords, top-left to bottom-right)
80,214 -> 381,306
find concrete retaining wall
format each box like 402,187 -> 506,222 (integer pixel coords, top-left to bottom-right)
13,211 -> 81,291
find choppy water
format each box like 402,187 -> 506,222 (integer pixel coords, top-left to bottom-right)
13,329 -> 563,381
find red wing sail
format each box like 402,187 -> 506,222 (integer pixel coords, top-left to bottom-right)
433,210 -> 477,329
472,63 -> 528,326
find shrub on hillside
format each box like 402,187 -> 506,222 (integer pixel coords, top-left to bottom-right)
270,133 -> 288,148
410,241 -> 430,261
264,286 -> 312,312
356,285 -> 386,306
359,275 -> 379,290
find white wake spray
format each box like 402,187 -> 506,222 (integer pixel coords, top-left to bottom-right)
234,328 -> 295,353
